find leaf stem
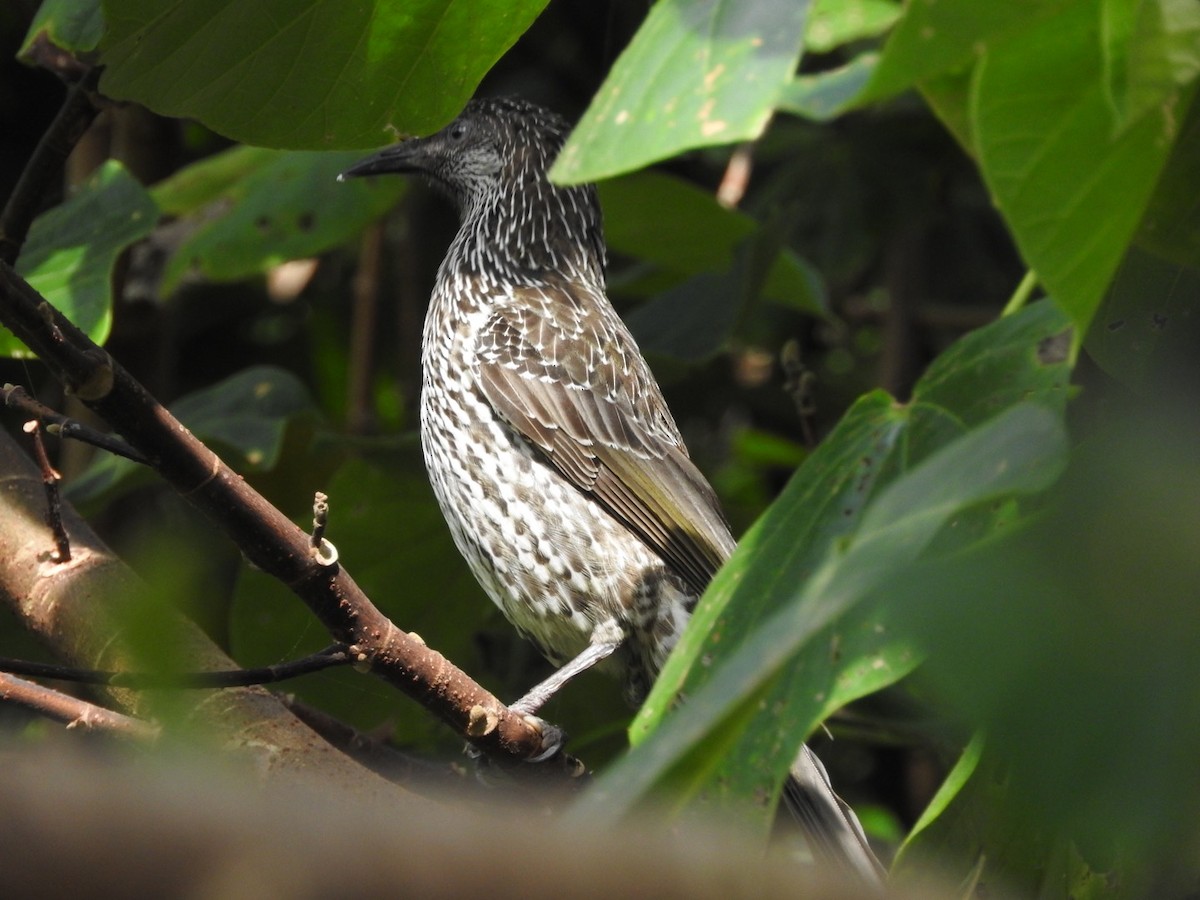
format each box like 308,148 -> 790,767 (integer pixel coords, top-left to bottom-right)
1001,270 -> 1038,317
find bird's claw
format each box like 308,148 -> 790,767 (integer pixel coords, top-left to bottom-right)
519,713 -> 564,762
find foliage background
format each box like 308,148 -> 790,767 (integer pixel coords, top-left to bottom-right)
1,0 -> 1198,896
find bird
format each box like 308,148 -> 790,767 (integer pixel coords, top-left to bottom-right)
340,96 -> 884,884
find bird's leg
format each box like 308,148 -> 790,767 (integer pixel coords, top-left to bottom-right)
509,638 -> 623,716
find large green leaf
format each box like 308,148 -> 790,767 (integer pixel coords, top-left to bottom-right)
970,0 -> 1191,336
856,0 -> 1074,105
98,0 -> 550,149
7,160 -> 157,358
153,147 -> 404,296
552,0 -> 811,184
572,302 -> 1073,829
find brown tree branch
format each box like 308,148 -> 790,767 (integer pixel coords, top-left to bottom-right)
0,671 -> 159,742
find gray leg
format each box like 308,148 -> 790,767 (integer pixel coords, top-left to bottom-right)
510,638 -> 623,715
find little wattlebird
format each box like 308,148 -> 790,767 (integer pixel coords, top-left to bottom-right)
340,97 -> 884,884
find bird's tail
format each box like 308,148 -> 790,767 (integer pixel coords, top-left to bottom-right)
783,744 -> 886,887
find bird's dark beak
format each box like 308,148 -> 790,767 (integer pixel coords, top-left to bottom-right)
337,140 -> 422,182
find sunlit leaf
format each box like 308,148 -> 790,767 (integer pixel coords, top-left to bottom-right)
553,0 -> 811,183
8,160 -> 156,358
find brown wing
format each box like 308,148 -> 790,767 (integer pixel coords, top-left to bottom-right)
476,280 -> 735,596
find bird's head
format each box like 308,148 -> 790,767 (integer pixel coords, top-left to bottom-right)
340,97 -> 603,278
340,98 -> 572,211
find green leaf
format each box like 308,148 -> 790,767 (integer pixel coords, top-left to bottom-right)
170,365 -> 314,469
892,730 -> 984,863
552,0 -> 812,184
97,0 -> 550,149
778,53 -> 879,122
1102,0 -> 1200,129
970,0 -> 1191,335
7,160 -> 157,358
600,171 -> 825,315
892,738 -> 1117,896
804,0 -> 899,54
1133,94 -> 1200,268
19,0 -> 105,58
856,0 -> 1074,105
573,302 -> 1073,829
155,148 -> 404,296
67,366 -> 314,505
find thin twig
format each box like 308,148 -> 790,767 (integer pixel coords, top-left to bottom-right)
781,340 -> 818,448
717,142 -> 755,209
0,67 -> 102,266
0,671 -> 159,742
3,383 -> 150,464
22,419 -> 71,561
0,644 -> 352,689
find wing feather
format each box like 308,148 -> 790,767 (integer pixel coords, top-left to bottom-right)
476,281 -> 734,595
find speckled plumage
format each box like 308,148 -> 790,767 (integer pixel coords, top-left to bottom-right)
341,99 -> 882,882
383,98 -> 735,702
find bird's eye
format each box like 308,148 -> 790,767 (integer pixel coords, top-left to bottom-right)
449,124 -> 466,141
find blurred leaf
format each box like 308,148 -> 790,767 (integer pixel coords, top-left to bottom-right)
600,171 -> 825,314
891,403 -> 1200,891
894,730 -> 983,861
917,65 -> 976,154
67,366 -> 314,505
156,148 -> 403,296
1134,96 -> 1200,268
170,365 -> 314,468
625,271 -> 740,361
970,0 -> 1192,335
804,0 -> 899,54
552,0 -> 811,183
730,428 -> 807,469
18,0 -> 105,58
150,145 -> 279,215
97,0 -> 549,149
856,0 -> 1074,105
1101,0 -> 1200,129
229,453 -> 486,748
1087,245 -> 1200,393
779,53 -> 879,122
893,737 -> 1117,896
7,160 -> 156,358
